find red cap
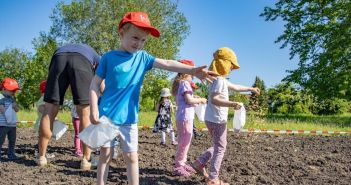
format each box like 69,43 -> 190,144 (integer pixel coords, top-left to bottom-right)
190,82 -> 198,89
179,59 -> 195,66
39,80 -> 47,94
2,78 -> 20,91
119,12 -> 160,37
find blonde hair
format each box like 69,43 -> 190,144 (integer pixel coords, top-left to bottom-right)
119,22 -> 150,35
172,73 -> 190,96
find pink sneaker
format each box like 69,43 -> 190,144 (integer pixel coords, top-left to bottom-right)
75,151 -> 83,157
172,141 -> 178,145
174,166 -> 191,177
184,164 -> 196,173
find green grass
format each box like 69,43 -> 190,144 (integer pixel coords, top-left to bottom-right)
17,110 -> 351,132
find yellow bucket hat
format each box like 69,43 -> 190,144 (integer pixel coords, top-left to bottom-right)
209,47 -> 239,76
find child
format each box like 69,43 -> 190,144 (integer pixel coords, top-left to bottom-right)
34,80 -> 47,132
153,88 -> 177,145
0,78 -> 20,160
89,12 -> 216,185
67,100 -> 83,157
172,59 -> 207,176
191,47 -> 260,185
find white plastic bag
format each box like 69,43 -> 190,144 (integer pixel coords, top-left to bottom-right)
195,103 -> 207,122
79,116 -> 119,150
5,104 -> 17,125
233,103 -> 246,132
52,120 -> 68,140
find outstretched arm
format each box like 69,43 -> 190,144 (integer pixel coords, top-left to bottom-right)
227,81 -> 260,95
153,58 -> 218,82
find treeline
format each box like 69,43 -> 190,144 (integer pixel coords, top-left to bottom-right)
1,0 -> 350,115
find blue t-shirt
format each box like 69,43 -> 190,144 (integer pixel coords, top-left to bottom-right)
54,43 -> 100,66
96,50 -> 155,125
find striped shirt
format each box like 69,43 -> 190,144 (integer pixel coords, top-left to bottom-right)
0,93 -> 16,127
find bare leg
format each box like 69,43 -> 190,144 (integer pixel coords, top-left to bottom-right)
38,103 -> 59,157
76,104 -> 91,161
123,152 -> 139,185
97,147 -> 112,185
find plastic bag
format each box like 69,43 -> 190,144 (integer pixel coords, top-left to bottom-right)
233,103 -> 246,132
52,120 -> 68,140
5,104 -> 17,125
195,103 -> 207,122
79,116 -> 119,150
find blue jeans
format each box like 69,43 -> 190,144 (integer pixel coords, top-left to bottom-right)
0,126 -> 17,157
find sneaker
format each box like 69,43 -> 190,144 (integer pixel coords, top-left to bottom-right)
174,166 -> 191,177
75,151 -> 83,157
80,157 -> 98,170
8,154 -> 19,161
171,141 -> 178,145
191,160 -> 209,178
184,164 -> 196,173
80,158 -> 92,171
160,142 -> 166,146
37,156 -> 47,166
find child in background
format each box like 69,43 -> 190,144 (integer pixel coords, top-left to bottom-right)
0,78 -> 20,160
68,100 -> 83,157
191,47 -> 260,185
153,88 -> 177,146
89,12 -> 216,185
34,80 -> 47,132
172,60 -> 207,177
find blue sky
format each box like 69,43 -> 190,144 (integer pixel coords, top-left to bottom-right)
0,0 -> 298,88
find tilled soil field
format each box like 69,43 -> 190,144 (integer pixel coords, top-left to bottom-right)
0,128 -> 350,185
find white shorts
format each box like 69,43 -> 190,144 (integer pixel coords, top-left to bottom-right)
102,124 -> 138,153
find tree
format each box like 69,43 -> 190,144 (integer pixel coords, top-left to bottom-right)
248,76 -> 268,114
267,82 -> 312,114
261,0 -> 351,100
140,71 -> 170,111
16,33 -> 58,109
194,82 -> 208,99
0,48 -> 30,86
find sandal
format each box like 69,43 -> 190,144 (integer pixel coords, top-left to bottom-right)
207,179 -> 230,185
174,166 -> 191,177
191,160 -> 209,178
183,164 -> 196,173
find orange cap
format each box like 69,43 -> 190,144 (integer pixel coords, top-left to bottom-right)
39,80 -> 47,93
119,12 -> 160,37
2,78 -> 20,91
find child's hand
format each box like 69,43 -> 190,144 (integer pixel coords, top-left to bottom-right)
0,105 -> 5,113
232,102 -> 242,110
12,103 -> 19,112
200,98 -> 207,104
251,87 -> 260,95
90,111 -> 100,125
193,65 -> 219,82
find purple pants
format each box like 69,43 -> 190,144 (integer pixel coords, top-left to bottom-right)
197,121 -> 227,180
174,119 -> 193,167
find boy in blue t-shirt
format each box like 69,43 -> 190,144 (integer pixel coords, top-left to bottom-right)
89,12 -> 217,185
